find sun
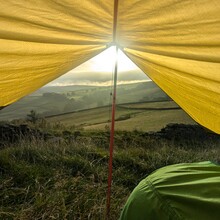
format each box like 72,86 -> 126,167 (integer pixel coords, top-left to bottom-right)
90,46 -> 138,73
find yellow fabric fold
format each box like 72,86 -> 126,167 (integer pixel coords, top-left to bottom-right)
0,0 -> 113,106
117,0 -> 220,133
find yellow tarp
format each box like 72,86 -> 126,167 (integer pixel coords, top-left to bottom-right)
0,0 -> 113,106
0,0 -> 220,133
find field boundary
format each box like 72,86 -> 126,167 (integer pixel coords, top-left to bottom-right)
45,100 -> 175,119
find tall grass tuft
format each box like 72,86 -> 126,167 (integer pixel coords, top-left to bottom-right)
0,128 -> 219,219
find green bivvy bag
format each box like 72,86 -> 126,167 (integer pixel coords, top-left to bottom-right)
120,161 -> 220,220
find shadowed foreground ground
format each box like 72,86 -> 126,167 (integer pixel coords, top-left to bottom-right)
0,123 -> 219,219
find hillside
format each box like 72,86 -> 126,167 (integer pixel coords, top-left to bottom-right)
0,81 -> 170,121
46,101 -> 196,132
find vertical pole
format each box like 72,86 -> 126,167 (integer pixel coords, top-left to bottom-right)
106,46 -> 118,219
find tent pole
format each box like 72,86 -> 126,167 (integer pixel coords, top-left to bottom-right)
106,45 -> 118,219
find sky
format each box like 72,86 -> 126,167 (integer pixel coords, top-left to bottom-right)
46,46 -> 151,87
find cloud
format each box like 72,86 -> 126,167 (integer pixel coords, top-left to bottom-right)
46,69 -> 150,87
48,79 -> 151,87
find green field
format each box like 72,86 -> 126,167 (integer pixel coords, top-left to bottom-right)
47,101 -> 196,132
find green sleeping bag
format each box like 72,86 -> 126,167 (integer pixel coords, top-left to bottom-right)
120,161 -> 220,220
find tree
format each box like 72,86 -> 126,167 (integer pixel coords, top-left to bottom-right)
26,110 -> 39,124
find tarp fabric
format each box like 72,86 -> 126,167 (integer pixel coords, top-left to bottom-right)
119,161 -> 220,220
0,0 -> 113,106
0,0 -> 220,133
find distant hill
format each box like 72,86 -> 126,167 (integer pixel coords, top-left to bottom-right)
32,85 -> 98,95
0,81 -> 171,121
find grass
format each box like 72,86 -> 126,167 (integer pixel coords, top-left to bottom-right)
47,101 -> 196,132
0,127 -> 219,219
46,105 -> 144,127
117,100 -> 178,109
84,108 -> 195,131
